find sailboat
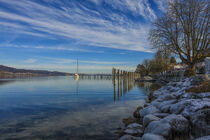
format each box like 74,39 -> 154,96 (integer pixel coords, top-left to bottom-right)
74,59 -> 79,80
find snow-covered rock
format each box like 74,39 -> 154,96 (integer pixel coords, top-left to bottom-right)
170,99 -> 188,114
158,99 -> 177,113
196,93 -> 210,98
139,106 -> 160,117
141,133 -> 166,140
127,123 -> 143,129
144,121 -> 171,137
156,94 -> 176,102
161,114 -> 189,134
191,109 -> 210,137
123,123 -> 143,136
153,113 -> 170,118
143,114 -> 160,127
181,99 -> 210,117
195,135 -> 210,140
180,92 -> 195,99
150,100 -> 161,108
122,77 -> 210,140
124,128 -> 143,135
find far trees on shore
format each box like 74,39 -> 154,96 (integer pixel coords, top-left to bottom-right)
148,0 -> 209,76
136,50 -> 177,76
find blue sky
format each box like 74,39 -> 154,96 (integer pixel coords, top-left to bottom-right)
0,0 -> 166,73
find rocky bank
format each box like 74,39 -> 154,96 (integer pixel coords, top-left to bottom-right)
118,76 -> 210,140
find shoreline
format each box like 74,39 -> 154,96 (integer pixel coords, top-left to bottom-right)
118,75 -> 210,140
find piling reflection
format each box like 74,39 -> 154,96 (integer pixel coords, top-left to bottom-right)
73,72 -> 140,102
112,68 -> 141,101
0,76 -> 149,140
0,80 -> 16,86
135,82 -> 161,94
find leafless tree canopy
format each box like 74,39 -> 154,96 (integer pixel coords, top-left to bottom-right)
149,0 -> 209,70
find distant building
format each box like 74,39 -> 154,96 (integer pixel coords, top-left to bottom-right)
173,64 -> 187,70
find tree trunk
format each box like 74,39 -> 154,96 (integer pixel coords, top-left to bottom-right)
184,63 -> 196,77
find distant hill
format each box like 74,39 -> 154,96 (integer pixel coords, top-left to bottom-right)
0,65 -> 73,78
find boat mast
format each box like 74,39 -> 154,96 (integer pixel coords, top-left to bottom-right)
77,59 -> 78,74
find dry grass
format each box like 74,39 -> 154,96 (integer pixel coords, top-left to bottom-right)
186,80 -> 210,93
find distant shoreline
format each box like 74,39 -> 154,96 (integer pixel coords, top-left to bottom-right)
0,65 -> 73,78
0,64 -> 112,79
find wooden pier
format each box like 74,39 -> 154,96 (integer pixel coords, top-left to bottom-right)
112,68 -> 140,101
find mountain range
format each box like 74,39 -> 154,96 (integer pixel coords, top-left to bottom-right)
0,65 -> 72,78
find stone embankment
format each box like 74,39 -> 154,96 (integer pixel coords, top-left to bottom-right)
118,76 -> 210,140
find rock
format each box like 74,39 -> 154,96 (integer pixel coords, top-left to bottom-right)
124,129 -> 143,135
160,94 -> 176,101
144,121 -> 171,137
144,103 -> 149,107
161,114 -> 189,134
158,99 -> 177,113
133,106 -> 143,118
160,105 -> 172,113
124,123 -> 143,136
140,106 -> 160,117
169,98 -> 209,116
191,109 -> 210,137
181,99 -> 210,117
141,133 -> 166,140
143,76 -> 153,81
172,89 -> 186,98
196,93 -> 210,98
150,101 -> 161,108
148,92 -> 156,102
127,123 -> 143,129
170,99 -> 187,114
170,99 -> 194,114
195,135 -> 210,140
153,113 -> 170,118
153,89 -> 165,97
123,117 -> 142,126
143,114 -> 160,127
119,134 -> 141,140
191,75 -> 206,85
180,92 -> 195,99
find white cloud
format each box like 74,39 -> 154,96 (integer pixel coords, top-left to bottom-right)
0,44 -> 104,53
42,57 -> 129,65
154,0 -> 167,12
0,0 -> 155,52
24,58 -> 37,64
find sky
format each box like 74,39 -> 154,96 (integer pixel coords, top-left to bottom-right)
0,0 -> 167,74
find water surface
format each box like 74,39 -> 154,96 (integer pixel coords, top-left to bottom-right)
0,76 -> 152,140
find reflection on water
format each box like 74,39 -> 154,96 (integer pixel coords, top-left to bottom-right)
135,82 -> 161,94
0,80 -> 16,86
0,76 -> 157,140
112,74 -> 136,101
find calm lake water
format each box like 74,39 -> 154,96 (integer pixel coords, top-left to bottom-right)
0,76 -> 154,140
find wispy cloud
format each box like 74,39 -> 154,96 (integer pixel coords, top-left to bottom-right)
24,58 -> 37,64
42,57 -> 128,65
90,0 -> 157,20
0,0 -> 156,52
153,0 -> 167,12
0,44 -> 104,53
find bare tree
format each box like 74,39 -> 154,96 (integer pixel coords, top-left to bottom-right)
149,0 -> 209,75
142,59 -> 152,75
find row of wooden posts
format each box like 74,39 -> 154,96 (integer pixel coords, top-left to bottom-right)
112,68 -> 141,101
